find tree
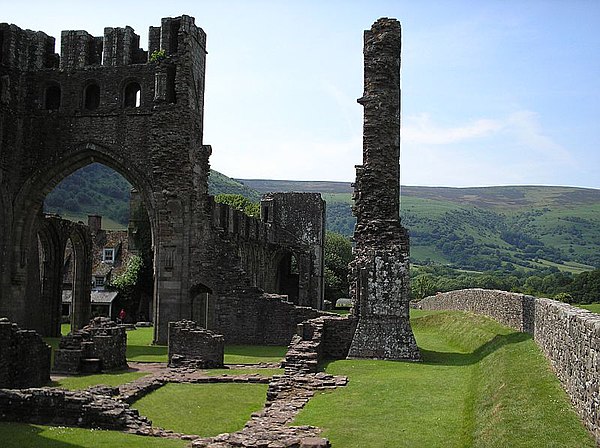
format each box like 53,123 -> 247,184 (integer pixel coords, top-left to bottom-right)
412,274 -> 436,301
323,232 -> 353,302
214,194 -> 260,218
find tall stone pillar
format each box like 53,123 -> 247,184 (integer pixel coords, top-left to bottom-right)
347,18 -> 420,360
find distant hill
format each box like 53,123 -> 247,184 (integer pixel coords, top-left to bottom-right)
240,179 -> 600,273
44,166 -> 600,273
44,164 -> 261,227
238,179 -> 352,194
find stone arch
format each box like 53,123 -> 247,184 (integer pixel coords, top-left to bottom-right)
8,142 -> 158,333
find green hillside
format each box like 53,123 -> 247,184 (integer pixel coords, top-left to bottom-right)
240,179 -> 600,273
43,166 -> 600,274
44,164 -> 260,228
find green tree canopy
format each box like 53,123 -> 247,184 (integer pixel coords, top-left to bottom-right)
324,232 -> 353,302
215,194 -> 260,218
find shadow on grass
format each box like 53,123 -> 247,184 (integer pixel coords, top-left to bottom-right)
126,345 -> 168,362
319,332 -> 531,371
0,423 -> 81,448
419,332 -> 532,366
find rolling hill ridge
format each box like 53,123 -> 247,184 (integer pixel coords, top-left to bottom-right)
44,165 -> 600,274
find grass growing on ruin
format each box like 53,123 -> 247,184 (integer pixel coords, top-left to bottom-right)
294,309 -> 595,448
51,370 -> 148,390
132,382 -> 268,436
0,422 -> 187,447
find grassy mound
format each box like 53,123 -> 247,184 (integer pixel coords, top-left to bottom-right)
294,310 -> 595,447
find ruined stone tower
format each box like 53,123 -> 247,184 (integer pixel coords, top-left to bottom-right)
347,18 -> 420,360
0,16 -> 326,345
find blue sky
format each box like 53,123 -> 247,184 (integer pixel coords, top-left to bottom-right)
4,1 -> 599,187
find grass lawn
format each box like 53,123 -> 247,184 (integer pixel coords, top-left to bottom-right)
132,382 -> 268,436
52,370 -> 148,390
294,309 -> 595,447
577,303 -> 600,314
126,326 -> 287,364
126,327 -> 168,362
224,345 -> 287,364
0,422 -> 187,447
204,368 -> 283,377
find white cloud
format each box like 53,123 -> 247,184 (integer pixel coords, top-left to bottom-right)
403,113 -> 503,145
401,110 -> 578,186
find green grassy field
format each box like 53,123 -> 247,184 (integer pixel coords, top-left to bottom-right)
577,303 -> 600,314
21,313 -> 596,447
52,370 -> 148,390
294,310 -> 595,447
125,326 -> 287,364
132,382 -> 268,436
0,422 -> 187,447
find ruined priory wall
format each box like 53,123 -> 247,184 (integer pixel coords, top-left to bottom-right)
0,318 -> 50,388
283,315 -> 357,375
211,294 -> 325,345
418,289 -> 599,443
168,320 -> 224,368
0,387 -> 150,431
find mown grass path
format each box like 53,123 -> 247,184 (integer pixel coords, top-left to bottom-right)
294,310 -> 595,447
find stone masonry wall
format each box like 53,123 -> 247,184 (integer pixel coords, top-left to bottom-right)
168,320 -> 224,368
54,317 -> 127,373
533,299 -> 600,444
283,315 -> 357,375
0,387 -> 150,431
0,318 -> 50,388
417,289 -> 535,333
347,18 -> 420,361
212,293 -> 327,345
417,289 -> 599,443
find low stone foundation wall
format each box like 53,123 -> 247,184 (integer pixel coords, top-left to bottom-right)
213,293 -> 330,345
0,387 -> 151,431
54,317 -> 127,373
168,320 -> 224,368
283,315 -> 357,375
0,318 -> 51,388
417,289 -> 599,443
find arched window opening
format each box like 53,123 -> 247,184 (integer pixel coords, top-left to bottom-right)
45,85 -> 61,110
124,82 -> 141,108
84,83 -> 100,110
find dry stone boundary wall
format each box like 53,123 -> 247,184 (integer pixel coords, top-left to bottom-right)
417,288 -> 599,444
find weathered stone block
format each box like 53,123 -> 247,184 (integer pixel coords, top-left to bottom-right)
0,318 -> 51,388
168,320 -> 224,368
54,317 -> 127,373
